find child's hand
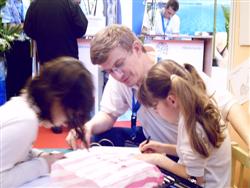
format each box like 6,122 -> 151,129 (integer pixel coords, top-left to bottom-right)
135,153 -> 164,166
139,140 -> 166,154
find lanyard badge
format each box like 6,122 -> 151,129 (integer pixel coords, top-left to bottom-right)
161,13 -> 170,35
131,89 -> 141,140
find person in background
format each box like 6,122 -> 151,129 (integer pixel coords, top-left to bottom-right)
66,24 -> 250,156
23,0 -> 88,64
0,0 -> 30,24
136,60 -> 231,187
24,0 -> 88,133
0,57 -> 94,188
142,0 -> 180,35
0,0 -> 24,24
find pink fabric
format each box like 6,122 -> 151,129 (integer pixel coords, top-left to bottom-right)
51,147 -> 163,188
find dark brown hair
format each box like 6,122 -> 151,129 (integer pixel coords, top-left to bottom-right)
25,56 -> 94,142
166,0 -> 179,12
138,59 -> 225,157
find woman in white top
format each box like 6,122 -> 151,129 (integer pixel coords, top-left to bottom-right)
137,59 -> 231,187
0,57 -> 94,188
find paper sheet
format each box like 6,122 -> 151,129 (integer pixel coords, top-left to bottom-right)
19,147 -> 140,188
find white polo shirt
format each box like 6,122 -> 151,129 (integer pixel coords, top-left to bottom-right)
100,70 -> 236,144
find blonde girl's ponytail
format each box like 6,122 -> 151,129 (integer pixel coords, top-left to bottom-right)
171,75 -> 225,158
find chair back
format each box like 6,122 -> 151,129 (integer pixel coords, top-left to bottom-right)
231,142 -> 250,188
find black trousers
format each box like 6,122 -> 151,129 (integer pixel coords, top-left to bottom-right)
5,40 -> 32,100
91,127 -> 146,147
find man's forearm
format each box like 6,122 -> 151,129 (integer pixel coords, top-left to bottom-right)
87,111 -> 116,135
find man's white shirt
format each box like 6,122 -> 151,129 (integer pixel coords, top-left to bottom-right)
142,8 -> 180,35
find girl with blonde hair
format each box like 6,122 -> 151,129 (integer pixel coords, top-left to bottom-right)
137,59 -> 231,187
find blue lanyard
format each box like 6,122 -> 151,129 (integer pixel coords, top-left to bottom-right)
161,13 -> 170,34
131,88 -> 141,139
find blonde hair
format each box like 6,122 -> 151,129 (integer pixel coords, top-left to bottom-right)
138,59 -> 225,157
90,24 -> 145,65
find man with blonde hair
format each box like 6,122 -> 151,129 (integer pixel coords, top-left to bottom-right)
66,25 -> 250,157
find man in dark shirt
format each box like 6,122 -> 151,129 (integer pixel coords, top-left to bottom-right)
24,0 -> 88,64
24,0 -> 87,133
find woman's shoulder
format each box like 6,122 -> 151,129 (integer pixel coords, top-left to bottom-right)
0,96 -> 38,126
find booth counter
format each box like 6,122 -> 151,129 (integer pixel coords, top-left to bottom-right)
143,35 -> 213,76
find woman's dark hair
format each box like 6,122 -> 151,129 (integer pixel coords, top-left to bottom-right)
166,0 -> 179,12
25,56 -> 94,143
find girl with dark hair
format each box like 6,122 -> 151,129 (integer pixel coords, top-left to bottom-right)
137,59 -> 231,187
0,57 -> 94,187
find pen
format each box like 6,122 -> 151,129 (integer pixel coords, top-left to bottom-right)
145,136 -> 151,144
141,136 -> 151,153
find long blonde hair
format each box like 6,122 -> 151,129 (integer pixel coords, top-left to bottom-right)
138,59 -> 225,157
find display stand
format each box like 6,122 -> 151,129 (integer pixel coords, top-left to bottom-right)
144,35 -> 213,76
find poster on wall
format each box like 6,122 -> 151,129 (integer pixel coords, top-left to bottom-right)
146,40 -> 204,73
228,58 -> 250,104
85,15 -> 106,36
79,0 -> 106,36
